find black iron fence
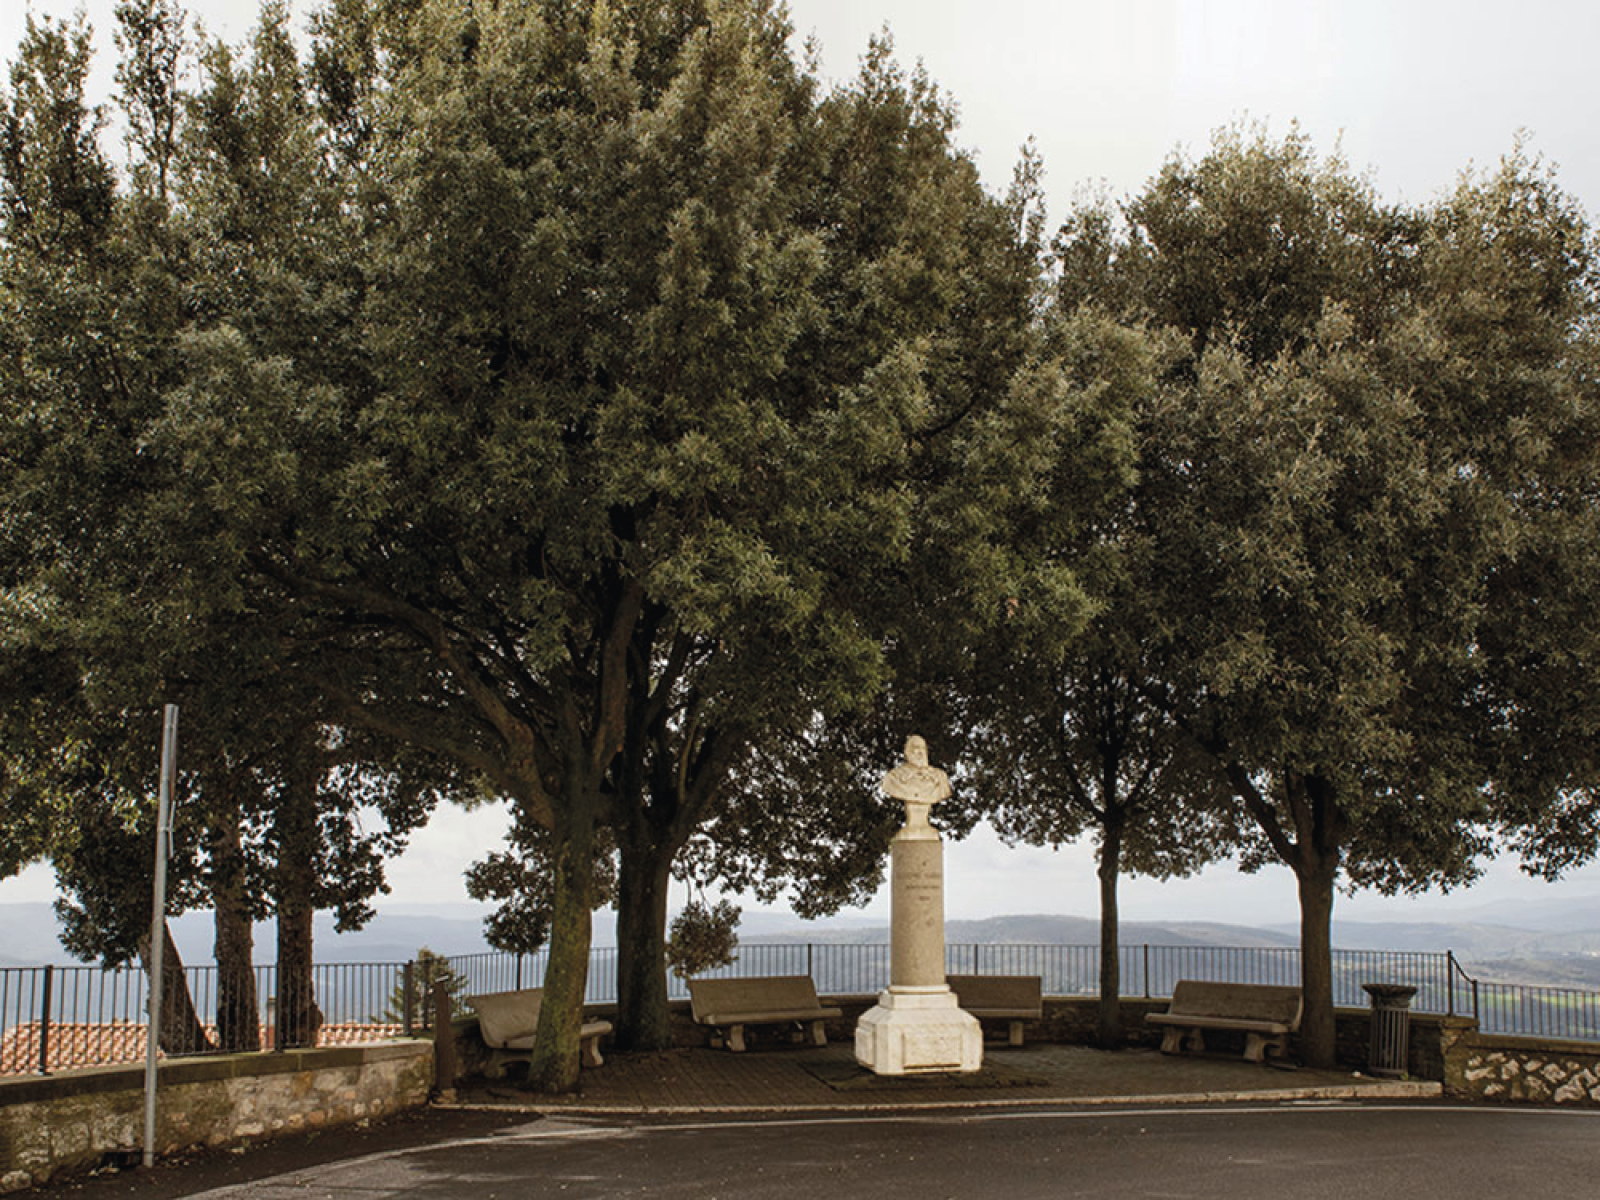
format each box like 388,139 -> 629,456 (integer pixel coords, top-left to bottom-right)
0,960 -> 407,1076
4,941 -> 1596,1077
666,942 -> 1473,1017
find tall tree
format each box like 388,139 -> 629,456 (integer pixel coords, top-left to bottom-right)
0,7 -> 445,1055
961,311 -> 1232,1048
597,32 -> 1043,1051
1111,127 -> 1600,1067
3,0 -> 1045,1091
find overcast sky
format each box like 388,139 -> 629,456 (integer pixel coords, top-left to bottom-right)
4,0 -> 1599,930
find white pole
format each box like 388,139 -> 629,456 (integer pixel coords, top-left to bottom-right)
143,704 -> 179,1170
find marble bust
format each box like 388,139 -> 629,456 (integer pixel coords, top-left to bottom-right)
881,735 -> 951,830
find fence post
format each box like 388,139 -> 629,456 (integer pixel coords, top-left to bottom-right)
1446,951 -> 1456,1018
432,981 -> 455,1098
807,944 -> 814,979
1143,945 -> 1150,999
37,965 -> 53,1075
402,962 -> 415,1037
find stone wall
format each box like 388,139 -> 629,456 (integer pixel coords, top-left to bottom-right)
1331,1006 -> 1475,1080
1445,1034 -> 1600,1105
0,1039 -> 433,1194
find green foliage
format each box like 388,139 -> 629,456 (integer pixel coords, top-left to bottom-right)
10,0 -> 1600,1092
385,946 -> 470,1026
2,0 -> 1046,1089
665,897 -> 740,980
1054,124 -> 1600,1067
465,812 -> 618,956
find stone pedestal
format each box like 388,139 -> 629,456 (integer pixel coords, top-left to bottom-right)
855,816 -> 982,1075
855,986 -> 983,1075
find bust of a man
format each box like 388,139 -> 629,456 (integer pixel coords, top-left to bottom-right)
882,735 -> 951,831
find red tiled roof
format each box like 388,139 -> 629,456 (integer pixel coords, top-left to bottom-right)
0,1021 -> 411,1076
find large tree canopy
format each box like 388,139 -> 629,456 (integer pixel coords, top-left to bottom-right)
1095,128 -> 1600,1067
3,0 -> 1049,1089
10,1 -> 1600,1091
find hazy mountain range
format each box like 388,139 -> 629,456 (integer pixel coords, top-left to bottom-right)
4,896 -> 1599,989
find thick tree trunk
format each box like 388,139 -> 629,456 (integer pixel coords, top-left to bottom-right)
525,800 -> 599,1094
211,806 -> 260,1053
275,902 -> 321,1049
273,765 -> 322,1050
1096,818 -> 1125,1049
138,922 -> 212,1055
214,892 -> 259,1052
1295,861 -> 1339,1070
614,831 -> 676,1052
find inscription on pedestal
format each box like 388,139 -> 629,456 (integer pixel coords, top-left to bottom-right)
900,1029 -> 961,1070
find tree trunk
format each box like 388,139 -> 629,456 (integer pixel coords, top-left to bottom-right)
1096,817 -> 1125,1049
138,922 -> 212,1055
613,829 -> 676,1052
275,902 -> 321,1049
1295,860 -> 1339,1070
211,805 -> 260,1053
524,798 -> 599,1094
214,890 -> 259,1053
273,764 -> 322,1050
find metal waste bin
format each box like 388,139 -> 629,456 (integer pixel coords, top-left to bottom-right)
1362,983 -> 1417,1078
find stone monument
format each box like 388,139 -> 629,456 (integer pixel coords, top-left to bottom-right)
855,736 -> 983,1075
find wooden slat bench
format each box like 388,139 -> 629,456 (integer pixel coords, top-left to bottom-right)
688,975 -> 842,1053
1146,980 -> 1303,1063
464,987 -> 612,1074
947,974 -> 1043,1047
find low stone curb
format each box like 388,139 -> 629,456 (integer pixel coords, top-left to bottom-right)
438,1076 -> 1441,1117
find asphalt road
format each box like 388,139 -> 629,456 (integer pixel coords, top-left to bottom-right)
45,1101 -> 1600,1199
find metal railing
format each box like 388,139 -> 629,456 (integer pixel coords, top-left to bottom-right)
0,960 -> 410,1076
5,941 -> 1596,1077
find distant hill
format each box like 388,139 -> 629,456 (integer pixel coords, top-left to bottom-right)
5,900 -> 1600,989
743,914 -> 1299,950
742,910 -> 1600,989
0,903 -> 498,970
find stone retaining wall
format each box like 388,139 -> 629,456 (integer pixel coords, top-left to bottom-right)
0,1039 -> 433,1193
1445,1034 -> 1600,1105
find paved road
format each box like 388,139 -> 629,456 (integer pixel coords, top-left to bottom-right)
117,1102 -> 1599,1199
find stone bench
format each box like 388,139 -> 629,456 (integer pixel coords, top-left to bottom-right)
464,987 -> 612,1074
688,975 -> 842,1053
947,974 -> 1043,1047
1146,980 -> 1303,1063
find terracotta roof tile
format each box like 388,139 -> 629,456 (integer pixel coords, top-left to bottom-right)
0,1021 -> 411,1075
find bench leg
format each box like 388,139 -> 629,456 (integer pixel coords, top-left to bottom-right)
806,1019 -> 828,1048
581,1034 -> 604,1069
1158,1027 -> 1185,1055
726,1024 -> 747,1053
1242,1032 -> 1286,1064
1007,1020 -> 1024,1048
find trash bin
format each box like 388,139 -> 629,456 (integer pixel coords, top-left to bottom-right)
1362,983 -> 1418,1078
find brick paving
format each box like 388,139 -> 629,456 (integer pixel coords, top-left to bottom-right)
451,1041 -> 1440,1114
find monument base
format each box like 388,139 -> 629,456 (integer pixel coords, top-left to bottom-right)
854,986 -> 984,1076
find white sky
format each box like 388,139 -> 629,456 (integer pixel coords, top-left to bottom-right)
5,0 -> 1600,929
